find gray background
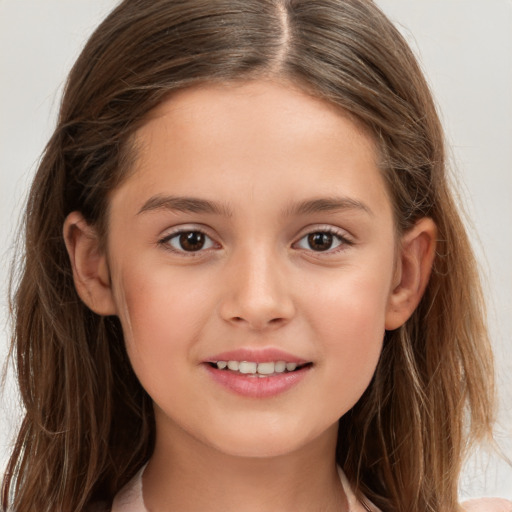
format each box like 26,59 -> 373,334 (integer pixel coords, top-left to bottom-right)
1,0 -> 511,498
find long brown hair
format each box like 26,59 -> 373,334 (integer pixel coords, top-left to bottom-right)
2,1 -> 494,510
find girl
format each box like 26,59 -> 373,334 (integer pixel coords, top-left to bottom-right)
2,0 -> 510,511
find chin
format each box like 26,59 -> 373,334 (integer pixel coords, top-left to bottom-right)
209,437 -> 304,459
199,418 -> 336,460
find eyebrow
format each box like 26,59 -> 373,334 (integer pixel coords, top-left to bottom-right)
137,194 -> 373,218
138,195 -> 234,217
283,197 -> 374,217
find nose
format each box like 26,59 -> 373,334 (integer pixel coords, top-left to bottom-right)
218,246 -> 296,331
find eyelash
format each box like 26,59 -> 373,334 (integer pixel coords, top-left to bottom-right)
158,226 -> 353,257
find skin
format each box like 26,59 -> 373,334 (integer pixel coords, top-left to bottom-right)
64,80 -> 436,511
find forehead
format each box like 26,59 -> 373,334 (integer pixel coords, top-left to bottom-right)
143,79 -> 376,156
110,79 -> 392,222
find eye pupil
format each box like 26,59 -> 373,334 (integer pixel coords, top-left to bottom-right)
180,231 -> 205,251
308,232 -> 333,251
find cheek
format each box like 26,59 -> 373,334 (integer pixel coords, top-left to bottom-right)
306,268 -> 392,408
112,264 -> 212,378
309,265 -> 391,343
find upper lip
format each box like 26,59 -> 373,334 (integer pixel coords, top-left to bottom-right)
204,348 -> 310,364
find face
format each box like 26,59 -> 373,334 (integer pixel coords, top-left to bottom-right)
104,80 -> 399,458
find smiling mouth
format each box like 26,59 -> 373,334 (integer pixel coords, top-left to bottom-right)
207,360 -> 313,377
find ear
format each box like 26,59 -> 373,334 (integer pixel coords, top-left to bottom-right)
63,211 -> 117,316
385,217 -> 437,330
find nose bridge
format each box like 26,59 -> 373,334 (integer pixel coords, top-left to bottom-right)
220,239 -> 295,330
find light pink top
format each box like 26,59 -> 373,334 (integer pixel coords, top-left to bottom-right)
111,464 -> 512,512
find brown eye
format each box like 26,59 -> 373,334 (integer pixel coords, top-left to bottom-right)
294,229 -> 348,253
307,232 -> 334,251
165,230 -> 215,253
179,232 -> 205,251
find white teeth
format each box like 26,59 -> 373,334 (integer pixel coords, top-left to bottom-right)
256,362 -> 275,375
227,361 -> 239,371
274,361 -> 286,373
214,360 -> 305,375
239,361 -> 257,374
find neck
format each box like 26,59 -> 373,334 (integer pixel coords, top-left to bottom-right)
142,418 -> 348,512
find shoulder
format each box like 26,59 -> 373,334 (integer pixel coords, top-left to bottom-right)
462,498 -> 512,512
111,465 -> 146,512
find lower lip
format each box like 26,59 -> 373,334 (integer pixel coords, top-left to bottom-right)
204,364 -> 311,398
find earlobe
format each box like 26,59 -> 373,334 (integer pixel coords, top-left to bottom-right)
385,217 -> 437,330
63,211 -> 117,316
